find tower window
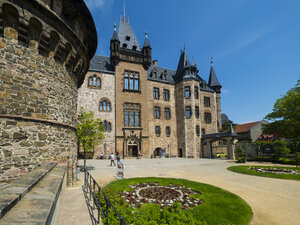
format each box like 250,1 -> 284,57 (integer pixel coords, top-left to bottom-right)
155,126 -> 161,136
195,106 -> 199,118
132,46 -> 137,50
124,103 -> 140,127
126,36 -> 130,41
164,108 -> 170,120
153,87 -> 160,99
123,43 -> 127,48
185,86 -> 191,98
196,125 -> 200,136
154,106 -> 160,119
185,106 -> 191,118
163,89 -> 170,101
204,112 -> 211,123
195,86 -> 199,99
204,97 -> 211,107
166,126 -> 171,137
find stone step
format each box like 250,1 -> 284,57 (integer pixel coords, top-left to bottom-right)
0,162 -> 56,219
0,165 -> 66,225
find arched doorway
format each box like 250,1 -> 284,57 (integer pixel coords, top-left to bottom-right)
127,138 -> 138,157
154,148 -> 162,158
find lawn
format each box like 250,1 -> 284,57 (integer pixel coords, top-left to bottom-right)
100,177 -> 252,225
227,165 -> 300,180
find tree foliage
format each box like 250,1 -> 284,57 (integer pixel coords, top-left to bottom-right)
263,79 -> 300,140
77,109 -> 105,152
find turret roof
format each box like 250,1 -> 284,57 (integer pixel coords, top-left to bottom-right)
118,17 -> 141,51
208,65 -> 222,87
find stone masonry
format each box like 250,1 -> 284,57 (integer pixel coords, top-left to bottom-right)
0,0 -> 97,182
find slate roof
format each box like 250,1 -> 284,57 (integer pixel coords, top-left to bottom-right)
208,65 -> 222,87
235,121 -> 260,133
147,64 -> 176,84
118,18 -> 141,51
143,36 -> 151,48
89,55 -> 114,74
221,113 -> 233,125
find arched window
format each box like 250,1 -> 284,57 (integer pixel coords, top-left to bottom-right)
108,122 -> 111,132
88,75 -> 101,88
99,99 -> 111,112
104,120 -> 107,131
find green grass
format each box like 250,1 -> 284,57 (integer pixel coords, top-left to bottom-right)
101,177 -> 253,225
227,166 -> 300,180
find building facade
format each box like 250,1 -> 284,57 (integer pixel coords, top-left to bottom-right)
78,16 -> 222,159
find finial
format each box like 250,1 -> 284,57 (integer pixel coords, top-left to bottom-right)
114,23 -> 117,31
184,44 -> 186,53
210,57 -> 213,66
145,31 -> 148,38
123,0 -> 126,17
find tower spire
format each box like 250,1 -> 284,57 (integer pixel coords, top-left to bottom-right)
123,0 -> 125,17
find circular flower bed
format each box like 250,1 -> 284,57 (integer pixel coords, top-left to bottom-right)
249,167 -> 300,175
121,183 -> 204,209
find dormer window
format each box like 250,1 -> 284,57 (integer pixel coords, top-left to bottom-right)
153,72 -> 157,78
126,36 -> 130,41
132,46 -> 137,50
123,43 -> 127,48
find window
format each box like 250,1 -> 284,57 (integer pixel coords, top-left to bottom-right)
166,126 -> 171,137
196,125 -> 200,136
155,126 -> 161,136
204,112 -> 211,123
124,71 -> 139,91
152,71 -> 157,78
99,99 -> 111,112
185,106 -> 191,118
126,36 -> 130,41
194,86 -> 199,99
122,43 -> 127,48
195,106 -> 199,118
202,129 -> 205,135
185,86 -> 191,98
153,87 -> 160,99
154,106 -> 160,119
88,75 -> 101,88
164,108 -> 170,120
124,103 -> 140,127
101,120 -> 112,132
163,89 -> 170,101
132,45 -> 137,50
204,97 -> 210,107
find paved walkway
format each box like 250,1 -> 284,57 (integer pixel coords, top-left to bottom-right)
57,158 -> 300,225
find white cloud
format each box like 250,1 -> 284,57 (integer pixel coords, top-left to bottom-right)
84,0 -> 113,11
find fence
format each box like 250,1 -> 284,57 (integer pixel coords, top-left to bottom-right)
83,170 -> 126,225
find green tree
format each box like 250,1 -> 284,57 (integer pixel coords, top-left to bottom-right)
263,79 -> 300,140
77,109 -> 105,167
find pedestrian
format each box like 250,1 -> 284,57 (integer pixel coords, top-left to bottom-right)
116,152 -> 122,165
110,152 -> 116,166
100,152 -> 104,159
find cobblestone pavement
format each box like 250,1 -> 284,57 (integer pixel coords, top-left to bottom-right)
58,158 -> 300,225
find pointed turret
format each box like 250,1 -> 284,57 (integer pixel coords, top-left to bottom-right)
173,48 -> 198,83
208,58 -> 222,93
142,31 -> 152,69
118,16 -> 141,51
110,24 -> 120,66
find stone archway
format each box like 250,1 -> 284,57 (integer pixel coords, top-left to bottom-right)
154,147 -> 162,158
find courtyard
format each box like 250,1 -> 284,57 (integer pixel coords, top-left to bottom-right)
58,158 -> 300,225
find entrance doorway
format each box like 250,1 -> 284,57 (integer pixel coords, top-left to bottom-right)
154,148 -> 162,158
127,138 -> 138,157
178,148 -> 183,157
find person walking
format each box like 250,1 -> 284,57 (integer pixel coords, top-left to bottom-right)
116,152 -> 122,165
110,152 -> 116,166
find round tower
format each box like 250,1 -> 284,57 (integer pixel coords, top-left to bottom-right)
0,0 -> 97,183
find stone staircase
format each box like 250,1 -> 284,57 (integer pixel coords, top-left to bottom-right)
0,162 -> 66,225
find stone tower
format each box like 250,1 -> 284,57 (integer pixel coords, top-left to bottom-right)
0,0 -> 97,182
174,50 -> 201,158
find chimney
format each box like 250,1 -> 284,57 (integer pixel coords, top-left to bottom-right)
152,60 -> 158,66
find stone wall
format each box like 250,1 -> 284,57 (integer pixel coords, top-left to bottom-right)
0,0 -> 97,183
147,80 -> 178,158
77,71 -> 115,159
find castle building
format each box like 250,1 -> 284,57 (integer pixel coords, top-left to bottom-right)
78,16 -> 224,159
0,0 -> 97,182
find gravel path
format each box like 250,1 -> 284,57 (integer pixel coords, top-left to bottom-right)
58,158 -> 300,225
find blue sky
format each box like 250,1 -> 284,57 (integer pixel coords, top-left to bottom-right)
84,0 -> 300,124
